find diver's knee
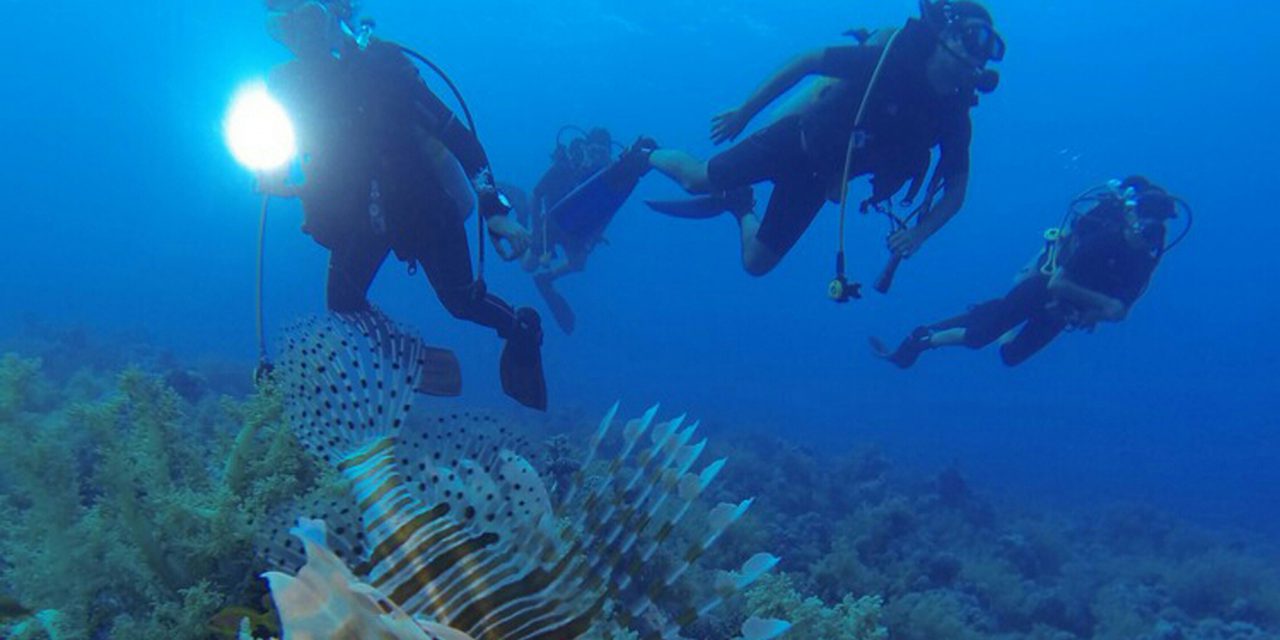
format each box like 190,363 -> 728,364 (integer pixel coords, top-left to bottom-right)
998,346 -> 1031,367
742,255 -> 777,278
437,288 -> 477,321
326,287 -> 370,314
742,243 -> 780,277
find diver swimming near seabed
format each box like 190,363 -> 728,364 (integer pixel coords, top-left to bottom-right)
256,0 -> 548,410
506,127 -> 658,334
872,176 -> 1192,368
644,0 -> 1003,295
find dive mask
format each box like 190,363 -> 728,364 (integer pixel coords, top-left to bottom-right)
959,20 -> 1005,63
267,0 -> 358,55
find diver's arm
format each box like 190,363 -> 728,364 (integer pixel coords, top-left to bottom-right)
410,91 -> 491,180
740,51 -> 824,120
1048,270 -> 1129,323
888,172 -> 968,256
713,50 -> 825,143
395,52 -> 494,189
918,172 -> 967,238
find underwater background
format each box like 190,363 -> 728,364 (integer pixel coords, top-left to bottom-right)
1,0 -> 1277,638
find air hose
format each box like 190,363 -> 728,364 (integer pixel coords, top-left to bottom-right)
397,44 -> 496,284
254,194 -> 272,382
830,27 -> 905,303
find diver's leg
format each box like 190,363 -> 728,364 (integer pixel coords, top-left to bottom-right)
649,149 -> 713,194
741,175 -> 827,277
877,276 -> 1051,368
414,221 -> 517,330
416,220 -> 547,410
532,249 -> 582,336
961,276 -> 1051,349
325,237 -> 390,313
651,116 -> 807,200
541,245 -> 588,282
999,310 -> 1067,367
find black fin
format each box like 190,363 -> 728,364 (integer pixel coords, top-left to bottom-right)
534,276 -> 576,335
500,309 -> 548,411
646,187 -> 753,219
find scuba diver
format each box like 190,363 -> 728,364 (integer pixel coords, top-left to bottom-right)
872,177 -> 1192,368
505,127 -> 656,334
644,0 -> 1004,285
260,0 -> 547,410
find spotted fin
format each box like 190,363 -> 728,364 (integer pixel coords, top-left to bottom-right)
277,308 -> 429,463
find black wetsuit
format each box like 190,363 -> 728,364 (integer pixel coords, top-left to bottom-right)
270,40 -> 522,336
944,204 -> 1160,366
706,20 -> 973,256
527,158 -> 599,256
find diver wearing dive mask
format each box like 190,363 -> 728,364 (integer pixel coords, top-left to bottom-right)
920,0 -> 1004,98
262,0 -> 549,410
873,176 -> 1189,370
644,0 -> 1003,279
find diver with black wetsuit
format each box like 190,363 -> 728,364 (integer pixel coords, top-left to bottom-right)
261,0 -> 547,410
874,176 -> 1189,368
505,127 -> 656,334
644,0 -> 1004,278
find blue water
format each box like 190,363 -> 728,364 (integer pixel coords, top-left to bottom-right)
1,0 -> 1275,535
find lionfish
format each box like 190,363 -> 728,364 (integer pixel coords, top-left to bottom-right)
261,310 -> 789,640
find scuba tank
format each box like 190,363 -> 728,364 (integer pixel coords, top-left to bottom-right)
1039,179 -> 1194,279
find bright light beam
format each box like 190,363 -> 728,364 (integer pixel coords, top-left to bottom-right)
224,82 -> 297,172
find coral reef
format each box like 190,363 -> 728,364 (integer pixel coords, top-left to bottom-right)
0,350 -> 314,639
743,573 -> 887,640
2,324 -> 1277,640
696,432 -> 1280,640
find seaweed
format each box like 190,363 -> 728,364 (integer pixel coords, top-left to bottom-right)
0,356 -> 314,639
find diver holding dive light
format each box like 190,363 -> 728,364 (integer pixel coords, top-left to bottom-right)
872,176 -> 1192,368
259,0 -> 547,410
644,0 -> 1003,289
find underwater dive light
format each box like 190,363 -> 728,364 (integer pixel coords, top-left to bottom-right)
223,82 -> 299,382
224,82 -> 296,172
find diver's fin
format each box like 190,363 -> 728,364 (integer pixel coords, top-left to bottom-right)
869,328 -> 930,369
534,275 -> 576,335
500,309 -> 548,411
415,346 -> 463,397
868,336 -> 894,359
546,137 -> 656,239
646,196 -> 727,219
647,187 -> 754,219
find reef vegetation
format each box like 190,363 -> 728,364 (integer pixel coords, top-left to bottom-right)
0,318 -> 1277,639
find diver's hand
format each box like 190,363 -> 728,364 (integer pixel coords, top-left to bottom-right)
486,214 -> 532,261
888,227 -> 929,257
711,108 -> 751,145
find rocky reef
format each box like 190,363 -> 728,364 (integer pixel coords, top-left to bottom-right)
0,323 -> 1276,639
